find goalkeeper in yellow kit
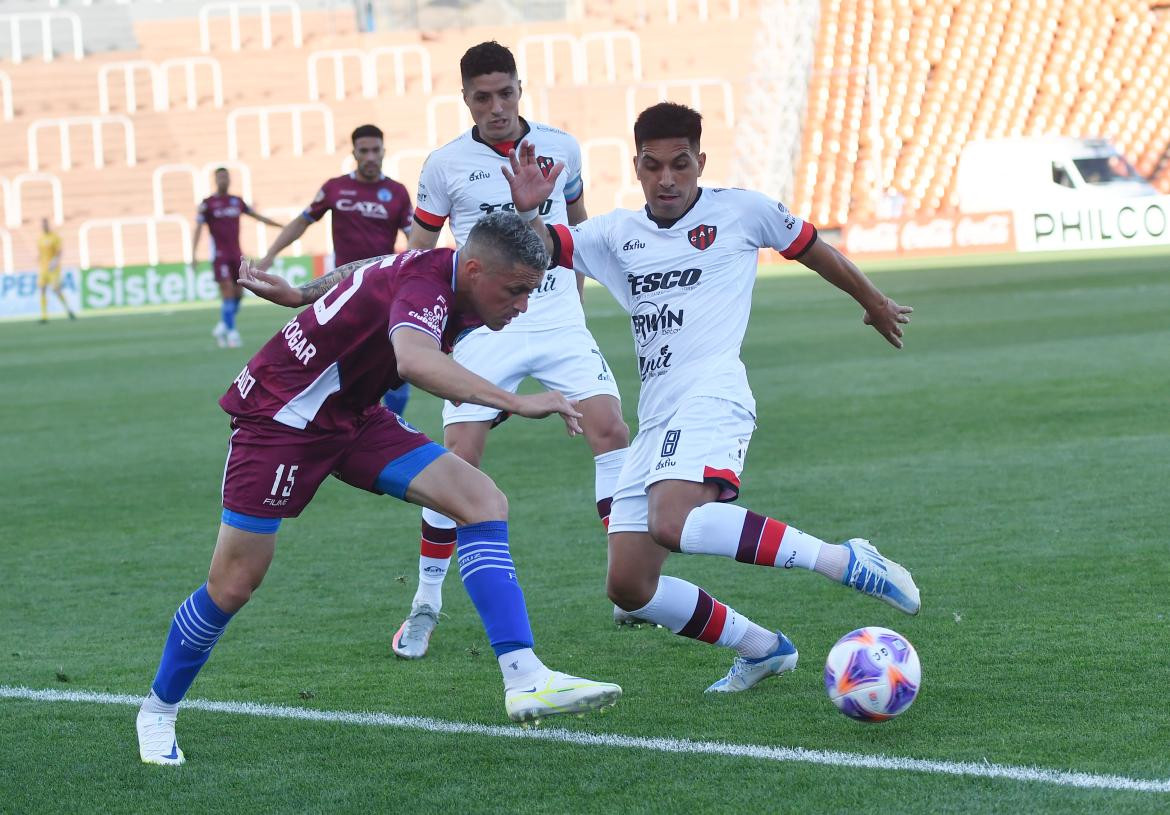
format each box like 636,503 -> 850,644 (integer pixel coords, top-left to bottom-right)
38,217 -> 76,322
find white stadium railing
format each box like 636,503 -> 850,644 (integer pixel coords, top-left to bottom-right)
581,137 -> 633,195
226,103 -> 334,159
27,114 -> 137,170
7,172 -> 64,228
152,161 -> 254,218
254,205 -> 309,257
78,215 -> 191,269
0,11 -> 83,64
306,45 -> 433,101
424,95 -> 472,148
517,31 -> 642,87
157,57 -> 224,110
624,78 -> 736,127
199,0 -> 302,53
0,69 -> 12,121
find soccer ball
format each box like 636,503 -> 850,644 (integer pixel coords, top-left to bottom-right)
823,627 -> 921,722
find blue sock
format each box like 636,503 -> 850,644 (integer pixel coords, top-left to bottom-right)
456,521 -> 534,656
381,383 -> 411,416
221,298 -> 235,331
150,584 -> 234,704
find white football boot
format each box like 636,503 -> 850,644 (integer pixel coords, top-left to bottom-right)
136,696 -> 185,766
841,538 -> 921,615
212,321 -> 228,348
226,329 -> 242,348
705,632 -> 799,693
505,671 -> 622,723
391,603 -> 439,659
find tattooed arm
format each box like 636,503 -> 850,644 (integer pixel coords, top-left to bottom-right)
238,255 -> 393,307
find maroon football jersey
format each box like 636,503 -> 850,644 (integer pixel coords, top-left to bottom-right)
198,194 -> 251,261
220,249 -> 478,432
303,173 -> 413,266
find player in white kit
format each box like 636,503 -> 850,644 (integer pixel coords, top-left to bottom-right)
391,42 -> 629,658
504,103 -> 921,693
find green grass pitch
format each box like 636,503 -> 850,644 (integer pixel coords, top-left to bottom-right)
1,249 -> 1168,813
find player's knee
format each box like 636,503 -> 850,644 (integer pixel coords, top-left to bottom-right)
647,510 -> 686,552
206,574 -> 262,614
590,416 -> 630,452
457,480 -> 508,524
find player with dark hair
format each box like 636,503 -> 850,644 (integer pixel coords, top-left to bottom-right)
135,212 -> 622,767
388,40 -> 630,658
503,102 -> 921,694
259,124 -> 414,411
193,167 -> 283,347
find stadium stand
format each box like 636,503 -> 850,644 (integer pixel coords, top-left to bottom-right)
0,0 -> 1168,269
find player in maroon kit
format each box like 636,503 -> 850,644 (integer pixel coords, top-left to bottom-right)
259,123 -> 414,410
192,167 -> 283,348
135,212 -> 621,767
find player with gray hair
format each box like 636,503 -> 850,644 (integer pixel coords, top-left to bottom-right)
135,210 -> 621,767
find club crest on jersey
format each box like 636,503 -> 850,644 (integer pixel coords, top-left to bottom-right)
377,188 -> 392,202
688,224 -> 717,250
537,156 -> 554,178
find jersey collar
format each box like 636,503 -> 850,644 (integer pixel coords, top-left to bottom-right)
643,188 -> 704,230
348,170 -> 387,182
471,118 -> 532,156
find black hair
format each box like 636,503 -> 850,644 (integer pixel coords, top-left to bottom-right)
351,124 -> 384,145
464,211 -> 548,274
214,166 -> 229,174
633,102 -> 702,151
460,41 -> 517,85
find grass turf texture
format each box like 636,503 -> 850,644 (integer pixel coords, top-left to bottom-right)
2,250 -> 1167,813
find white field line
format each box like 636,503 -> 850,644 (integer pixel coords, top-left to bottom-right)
3,685 -> 1168,794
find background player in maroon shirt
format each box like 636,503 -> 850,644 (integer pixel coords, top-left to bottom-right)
258,123 -> 414,411
135,213 -> 621,767
192,167 -> 283,348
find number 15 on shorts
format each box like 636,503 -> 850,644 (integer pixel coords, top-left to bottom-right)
265,463 -> 298,507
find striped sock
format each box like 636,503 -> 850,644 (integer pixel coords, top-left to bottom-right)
414,508 -> 456,610
679,503 -> 842,576
150,583 -> 234,704
456,521 -> 534,657
594,449 -> 626,531
630,575 -> 777,657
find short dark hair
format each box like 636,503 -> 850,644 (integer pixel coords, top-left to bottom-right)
351,124 -> 383,145
214,166 -> 229,174
634,103 -> 703,151
460,41 -> 517,85
465,211 -> 548,274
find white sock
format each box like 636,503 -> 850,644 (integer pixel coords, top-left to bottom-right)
141,689 -> 178,717
680,503 -> 831,573
414,508 -> 456,611
498,648 -> 547,690
632,576 -> 773,654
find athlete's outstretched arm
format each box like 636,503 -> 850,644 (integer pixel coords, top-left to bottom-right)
238,255 -> 391,307
393,328 -> 582,436
798,239 -> 913,349
257,216 -> 311,271
247,209 -> 284,229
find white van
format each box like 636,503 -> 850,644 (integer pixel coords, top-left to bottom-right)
956,137 -> 1156,213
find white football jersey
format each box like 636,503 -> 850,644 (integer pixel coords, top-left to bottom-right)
413,120 -> 585,332
557,187 -> 817,426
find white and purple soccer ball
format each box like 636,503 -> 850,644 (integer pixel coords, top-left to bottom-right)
823,626 -> 921,722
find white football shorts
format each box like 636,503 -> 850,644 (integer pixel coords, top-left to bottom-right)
608,396 -> 757,534
442,323 -> 622,426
